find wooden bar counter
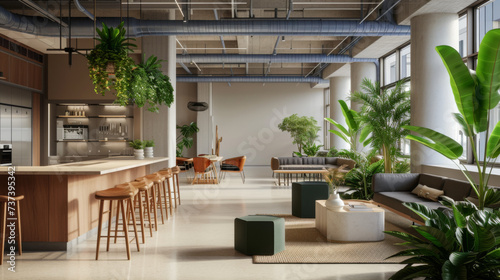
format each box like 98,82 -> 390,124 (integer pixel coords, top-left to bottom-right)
0,157 -> 168,250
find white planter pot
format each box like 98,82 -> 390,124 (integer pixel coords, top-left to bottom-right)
134,149 -> 144,160
325,192 -> 344,210
144,147 -> 154,158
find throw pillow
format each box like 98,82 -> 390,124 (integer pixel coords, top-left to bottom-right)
411,184 -> 444,202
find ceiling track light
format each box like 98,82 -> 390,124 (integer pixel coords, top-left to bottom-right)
18,0 -> 68,27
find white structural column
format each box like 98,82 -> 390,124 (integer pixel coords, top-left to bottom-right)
410,14 -> 458,172
329,77 -> 350,150
197,83 -> 213,154
142,10 -> 177,168
350,62 -> 376,112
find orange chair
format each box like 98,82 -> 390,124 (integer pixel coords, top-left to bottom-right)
221,156 -> 247,183
192,157 -> 215,184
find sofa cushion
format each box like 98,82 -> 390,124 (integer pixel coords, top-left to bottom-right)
411,184 -> 444,202
373,192 -> 441,223
419,174 -> 446,190
303,157 -> 325,165
324,157 -> 338,165
442,179 -> 472,201
278,157 -> 303,165
372,173 -> 420,192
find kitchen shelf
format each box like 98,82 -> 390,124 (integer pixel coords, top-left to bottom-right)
56,140 -> 88,142
88,139 -> 128,142
58,115 -> 133,118
97,115 -> 128,118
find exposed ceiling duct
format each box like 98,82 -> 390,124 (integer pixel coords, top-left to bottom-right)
177,54 -> 377,64
0,6 -> 410,38
177,76 -> 328,83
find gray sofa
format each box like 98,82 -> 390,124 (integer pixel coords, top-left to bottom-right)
270,157 -> 356,172
371,173 -> 494,224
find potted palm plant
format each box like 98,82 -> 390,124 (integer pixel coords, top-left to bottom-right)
129,140 -> 144,160
144,140 -> 154,158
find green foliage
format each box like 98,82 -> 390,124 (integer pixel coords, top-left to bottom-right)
393,159 -> 410,174
129,54 -> 175,113
278,114 -> 321,154
303,142 -> 323,157
403,29 -> 500,210
176,122 -> 199,157
326,147 -> 340,157
87,22 -> 136,98
325,100 -> 370,151
351,79 -> 411,173
339,149 -> 384,200
386,201 -> 500,280
87,23 -> 174,113
128,139 -> 144,149
144,140 -> 155,148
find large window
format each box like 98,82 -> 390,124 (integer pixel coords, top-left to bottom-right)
475,1 -> 500,53
383,53 -> 397,86
324,88 -> 330,150
380,44 -> 411,155
459,14 -> 467,57
400,45 -> 411,79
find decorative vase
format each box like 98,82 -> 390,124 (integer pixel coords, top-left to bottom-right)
325,191 -> 344,210
134,149 -> 144,160
144,147 -> 154,158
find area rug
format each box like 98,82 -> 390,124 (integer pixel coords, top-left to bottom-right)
253,211 -> 413,264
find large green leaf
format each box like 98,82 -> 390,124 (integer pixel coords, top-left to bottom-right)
442,260 -> 459,280
404,202 -> 439,221
338,100 -> 359,131
435,46 -> 476,126
325,118 -> 349,136
403,125 -> 463,159
453,113 -> 472,137
487,120 -> 500,158
413,226 -> 451,251
476,29 -> 500,111
328,129 -> 350,144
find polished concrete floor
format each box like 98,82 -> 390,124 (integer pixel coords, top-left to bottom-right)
1,166 -> 404,280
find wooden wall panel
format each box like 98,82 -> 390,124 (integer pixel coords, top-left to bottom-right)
0,52 -> 10,82
27,63 -> 43,91
0,175 -> 50,242
32,92 -> 40,166
48,175 -> 68,242
9,57 -> 28,87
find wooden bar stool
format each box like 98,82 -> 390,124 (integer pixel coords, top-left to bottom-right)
171,166 -> 182,206
117,180 -> 153,243
0,195 -> 23,265
136,174 -> 166,227
95,185 -> 140,260
157,169 -> 175,215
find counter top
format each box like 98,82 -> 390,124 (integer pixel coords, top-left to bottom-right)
0,156 -> 168,175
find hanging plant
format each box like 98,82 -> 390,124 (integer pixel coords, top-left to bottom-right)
128,54 -> 174,113
87,22 -> 136,101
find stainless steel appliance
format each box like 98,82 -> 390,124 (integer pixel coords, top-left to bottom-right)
63,125 -> 88,140
0,144 -> 12,166
11,107 -> 32,166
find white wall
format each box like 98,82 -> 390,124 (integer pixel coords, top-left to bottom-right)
212,83 -> 324,165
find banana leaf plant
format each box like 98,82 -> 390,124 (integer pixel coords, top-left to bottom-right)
385,199 -> 500,280
325,100 -> 371,152
403,29 -> 500,210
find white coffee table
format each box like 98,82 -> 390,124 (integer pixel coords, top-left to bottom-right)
315,200 -> 385,242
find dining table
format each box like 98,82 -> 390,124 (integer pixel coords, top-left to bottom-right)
184,155 -> 224,184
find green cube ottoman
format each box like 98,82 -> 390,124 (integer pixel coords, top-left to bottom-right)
234,215 -> 285,255
292,181 -> 329,218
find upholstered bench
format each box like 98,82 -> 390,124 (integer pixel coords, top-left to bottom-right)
234,215 -> 285,255
292,181 -> 329,218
